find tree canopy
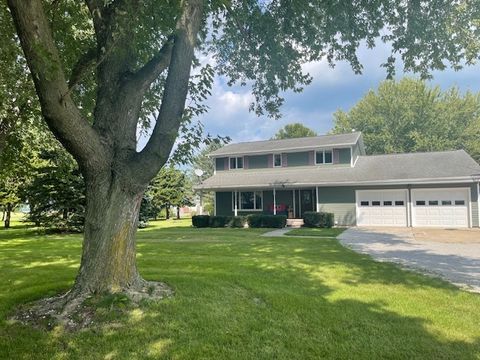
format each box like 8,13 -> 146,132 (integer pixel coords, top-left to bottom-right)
332,78 -> 480,162
272,123 -> 317,139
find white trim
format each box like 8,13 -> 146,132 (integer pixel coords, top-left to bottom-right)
316,186 -> 319,212
234,190 -> 238,216
273,153 -> 282,167
314,149 -> 333,165
273,188 -> 277,215
350,147 -> 353,167
407,188 -> 412,227
228,156 -> 244,170
232,190 -> 263,212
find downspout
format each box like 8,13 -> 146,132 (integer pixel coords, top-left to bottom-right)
407,185 -> 412,227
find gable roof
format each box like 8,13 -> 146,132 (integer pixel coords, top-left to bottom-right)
196,150 -> 480,190
209,132 -> 362,157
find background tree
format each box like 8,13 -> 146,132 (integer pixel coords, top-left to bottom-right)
332,78 -> 480,162
272,123 -> 317,140
4,0 -> 480,307
22,150 -> 86,232
189,141 -> 225,214
148,167 -> 194,220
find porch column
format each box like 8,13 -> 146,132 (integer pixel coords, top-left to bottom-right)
234,190 -> 238,216
213,191 -> 217,216
316,187 -> 319,212
273,188 -> 277,215
292,190 -> 296,218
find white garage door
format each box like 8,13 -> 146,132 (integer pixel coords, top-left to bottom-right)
356,190 -> 408,226
412,188 -> 470,228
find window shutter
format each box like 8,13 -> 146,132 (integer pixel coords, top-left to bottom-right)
224,158 -> 229,170
333,149 -> 340,164
244,156 -> 249,169
282,153 -> 288,167
268,154 -> 273,168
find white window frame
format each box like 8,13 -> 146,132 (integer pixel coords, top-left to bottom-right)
315,149 -> 333,165
229,156 -> 244,170
273,153 -> 282,167
232,191 -> 263,211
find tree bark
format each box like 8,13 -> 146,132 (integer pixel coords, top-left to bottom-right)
4,203 -> 12,229
70,175 -> 145,295
176,206 -> 180,220
165,205 -> 170,220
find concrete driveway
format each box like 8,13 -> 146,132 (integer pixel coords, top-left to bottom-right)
338,227 -> 480,292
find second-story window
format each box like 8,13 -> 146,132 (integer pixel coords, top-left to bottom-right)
315,150 -> 333,164
229,156 -> 243,169
274,154 -> 282,167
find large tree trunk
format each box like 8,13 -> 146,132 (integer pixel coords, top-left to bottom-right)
70,176 -> 145,295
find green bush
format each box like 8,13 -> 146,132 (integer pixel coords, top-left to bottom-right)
209,216 -> 231,228
303,211 -> 334,228
192,215 -> 210,228
229,216 -> 246,228
247,214 -> 287,228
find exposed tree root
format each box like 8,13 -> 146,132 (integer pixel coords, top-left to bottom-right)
12,281 -> 173,332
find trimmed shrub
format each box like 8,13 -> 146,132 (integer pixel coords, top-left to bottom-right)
209,216 -> 231,228
303,211 -> 334,228
247,214 -> 287,228
192,215 -> 210,228
229,216 -> 247,228
246,214 -> 263,228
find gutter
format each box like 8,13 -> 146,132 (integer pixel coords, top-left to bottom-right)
193,176 -> 478,191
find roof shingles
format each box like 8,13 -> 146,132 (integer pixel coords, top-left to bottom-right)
197,150 -> 480,190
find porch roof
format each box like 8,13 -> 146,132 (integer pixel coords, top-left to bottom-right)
195,150 -> 480,190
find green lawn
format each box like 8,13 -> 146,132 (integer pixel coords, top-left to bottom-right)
1,218 -> 479,359
286,227 -> 346,237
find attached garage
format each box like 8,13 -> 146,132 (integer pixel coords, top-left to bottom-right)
356,189 -> 408,227
411,188 -> 470,228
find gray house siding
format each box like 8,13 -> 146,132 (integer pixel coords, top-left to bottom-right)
247,155 -> 269,169
215,157 -> 228,171
286,151 -> 310,167
216,191 -> 233,215
337,148 -> 351,165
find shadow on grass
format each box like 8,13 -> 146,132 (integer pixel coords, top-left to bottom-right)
1,226 -> 479,359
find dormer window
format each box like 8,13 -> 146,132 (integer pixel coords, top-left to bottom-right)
315,149 -> 333,164
229,156 -> 243,169
274,154 -> 282,167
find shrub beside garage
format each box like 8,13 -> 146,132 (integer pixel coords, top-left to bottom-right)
303,211 -> 334,228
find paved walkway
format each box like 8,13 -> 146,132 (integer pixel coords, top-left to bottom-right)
338,227 -> 480,292
261,228 -> 292,237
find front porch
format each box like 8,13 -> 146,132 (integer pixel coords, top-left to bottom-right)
214,188 -> 318,219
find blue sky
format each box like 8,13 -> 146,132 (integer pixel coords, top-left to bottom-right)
195,41 -> 480,144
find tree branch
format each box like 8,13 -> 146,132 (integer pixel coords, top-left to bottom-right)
127,36 -> 174,92
68,47 -> 97,89
131,0 -> 204,184
7,0 -> 107,172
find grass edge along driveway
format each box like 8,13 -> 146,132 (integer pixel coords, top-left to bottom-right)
0,219 -> 479,359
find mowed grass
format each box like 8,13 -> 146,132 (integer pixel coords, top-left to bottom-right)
286,227 -> 346,237
1,218 -> 480,359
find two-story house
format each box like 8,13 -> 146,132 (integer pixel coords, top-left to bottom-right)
195,132 -> 480,228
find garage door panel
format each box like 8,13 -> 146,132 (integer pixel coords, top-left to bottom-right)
412,188 -> 469,228
356,190 -> 407,227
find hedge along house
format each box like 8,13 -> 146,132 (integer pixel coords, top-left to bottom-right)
195,132 -> 480,228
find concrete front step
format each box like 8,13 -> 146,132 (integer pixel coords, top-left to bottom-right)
286,219 -> 304,228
